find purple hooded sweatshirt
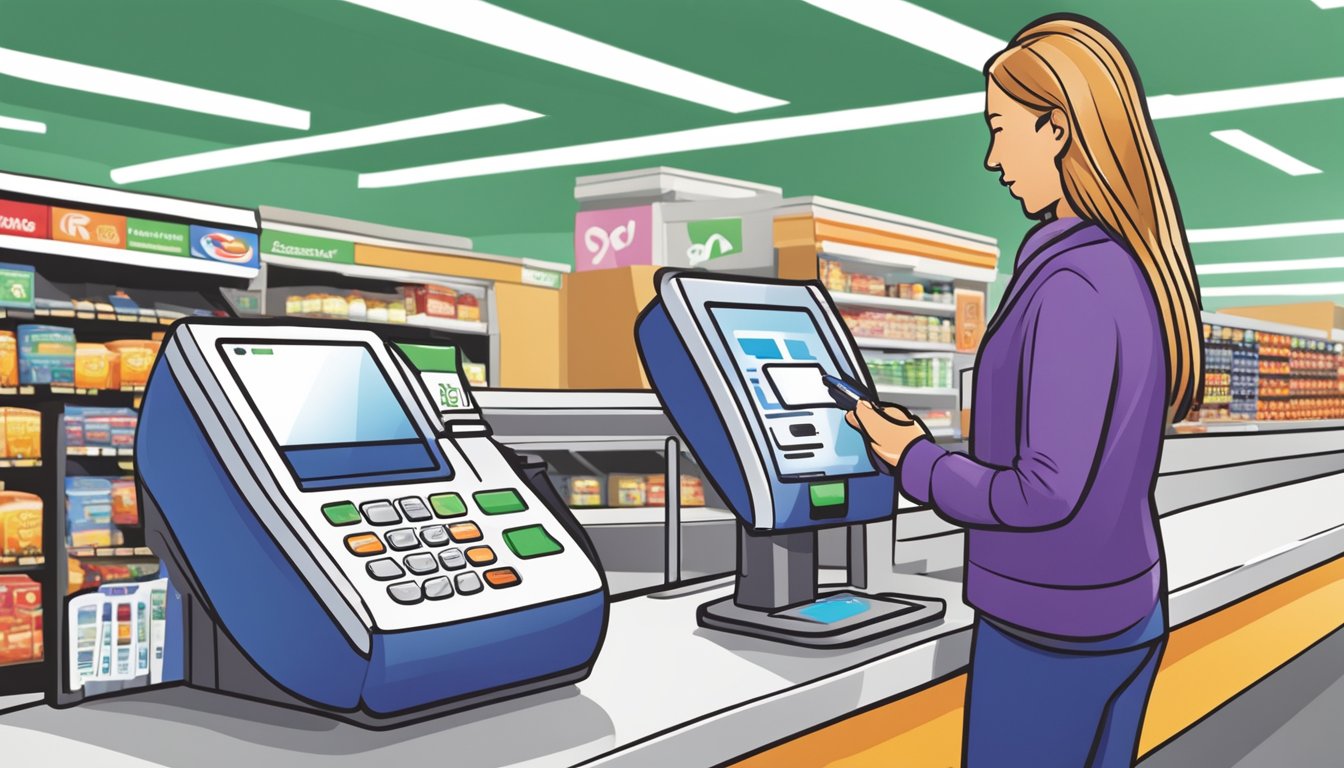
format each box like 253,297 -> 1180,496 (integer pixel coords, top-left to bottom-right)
899,218 -> 1168,640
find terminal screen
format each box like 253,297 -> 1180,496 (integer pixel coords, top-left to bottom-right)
708,306 -> 875,479
223,342 -> 440,484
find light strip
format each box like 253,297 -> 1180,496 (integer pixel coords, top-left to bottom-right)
360,74 -> 1344,188
1188,220 -> 1344,243
1148,76 -> 1344,119
0,46 -> 309,130
1203,282 -> 1344,297
1210,129 -> 1322,176
800,0 -> 1005,69
111,105 -> 542,184
340,0 -> 785,114
360,92 -> 983,188
1197,257 -> 1344,275
1312,0 -> 1344,9
0,114 -> 45,134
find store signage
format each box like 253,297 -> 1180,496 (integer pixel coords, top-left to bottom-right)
685,218 -> 743,265
52,207 -> 126,249
0,200 -> 50,239
574,205 -> 653,271
126,218 -> 190,258
521,266 -> 563,289
0,262 -> 35,310
263,229 -> 354,264
190,225 -> 259,270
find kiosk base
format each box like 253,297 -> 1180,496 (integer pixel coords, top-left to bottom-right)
698,591 -> 946,648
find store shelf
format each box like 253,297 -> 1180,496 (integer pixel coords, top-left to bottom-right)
0,557 -> 45,574
271,312 -> 490,336
0,233 -> 256,279
829,292 -> 957,316
67,447 -> 134,458
0,458 -> 42,468
0,384 -> 143,399
819,241 -> 999,283
67,546 -> 155,559
571,507 -> 735,527
873,385 -> 959,399
855,337 -> 957,352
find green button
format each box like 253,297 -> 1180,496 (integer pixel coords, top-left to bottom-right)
429,493 -> 468,518
321,502 -> 360,526
474,489 -> 527,515
810,482 -> 846,508
503,525 -> 564,559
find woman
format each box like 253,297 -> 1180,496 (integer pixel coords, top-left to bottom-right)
848,15 -> 1202,768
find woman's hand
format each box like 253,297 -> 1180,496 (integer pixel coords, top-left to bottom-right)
846,401 -> 931,467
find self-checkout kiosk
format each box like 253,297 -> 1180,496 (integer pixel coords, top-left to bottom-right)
136,320 -> 608,726
636,271 -> 945,646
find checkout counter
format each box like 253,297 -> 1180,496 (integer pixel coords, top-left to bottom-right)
2,299 -> 1343,764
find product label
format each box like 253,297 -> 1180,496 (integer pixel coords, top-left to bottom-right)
52,207 -> 126,249
521,266 -> 563,289
574,205 -> 654,271
126,218 -> 189,258
0,199 -> 50,239
0,262 -> 35,309
189,225 -> 259,269
262,229 -> 354,264
685,217 -> 743,265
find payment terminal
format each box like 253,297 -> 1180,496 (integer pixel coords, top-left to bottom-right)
636,271 -> 944,646
137,320 -> 607,726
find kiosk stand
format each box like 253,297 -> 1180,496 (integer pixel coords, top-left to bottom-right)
637,271 -> 944,647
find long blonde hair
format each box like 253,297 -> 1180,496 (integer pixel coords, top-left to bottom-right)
987,16 -> 1203,424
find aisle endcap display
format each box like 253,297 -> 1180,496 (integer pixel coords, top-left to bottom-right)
1219,302 -> 1344,338
563,266 -> 658,389
0,171 -> 260,280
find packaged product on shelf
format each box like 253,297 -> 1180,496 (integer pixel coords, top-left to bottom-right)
820,259 -> 847,293
0,491 -> 42,559
318,293 -> 347,318
387,299 -> 407,324
0,330 -> 16,387
462,362 -> 487,388
17,324 -> 76,385
301,293 -> 323,315
347,292 -> 368,321
457,293 -> 481,323
848,273 -> 886,297
679,476 -> 705,507
75,343 -> 116,390
0,407 -> 41,459
411,285 -> 459,319
608,474 -> 647,507
0,574 -> 42,665
65,407 -> 138,449
105,340 -> 161,388
284,295 -> 303,315
645,475 -> 667,507
564,476 -> 603,508
366,300 -> 389,323
111,478 -> 138,526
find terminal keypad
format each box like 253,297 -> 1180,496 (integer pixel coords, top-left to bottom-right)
326,486 -> 561,603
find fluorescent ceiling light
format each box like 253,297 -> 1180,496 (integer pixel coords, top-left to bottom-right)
360,92 -> 982,188
1210,129 -> 1322,175
800,0 -> 1005,69
0,46 -> 309,130
0,113 -> 44,134
1148,76 -> 1344,119
1197,256 -> 1344,275
1188,219 -> 1344,243
341,0 -> 785,114
111,105 -> 542,184
1203,282 -> 1344,297
1312,0 -> 1344,9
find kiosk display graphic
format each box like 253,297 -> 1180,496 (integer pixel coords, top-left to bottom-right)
136,319 -> 609,727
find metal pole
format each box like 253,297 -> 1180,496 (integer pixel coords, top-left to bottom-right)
664,437 -> 681,585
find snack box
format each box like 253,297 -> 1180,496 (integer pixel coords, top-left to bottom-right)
0,492 -> 42,559
104,340 -> 161,388
0,407 -> 41,459
17,324 -> 75,385
111,478 -> 139,526
645,475 -> 667,507
607,474 -> 648,508
410,285 -> 458,319
75,343 -> 117,390
67,476 -> 114,525
457,293 -> 481,323
0,330 -> 16,387
563,476 -> 603,508
680,476 -> 706,507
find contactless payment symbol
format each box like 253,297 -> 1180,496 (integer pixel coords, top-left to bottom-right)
190,225 -> 258,267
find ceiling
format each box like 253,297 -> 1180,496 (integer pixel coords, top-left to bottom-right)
0,0 -> 1340,311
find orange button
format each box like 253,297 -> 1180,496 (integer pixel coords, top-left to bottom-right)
484,567 -> 521,588
344,533 -> 385,556
448,522 -> 483,543
465,546 -> 496,566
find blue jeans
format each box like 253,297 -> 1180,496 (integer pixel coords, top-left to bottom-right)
965,618 -> 1166,768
